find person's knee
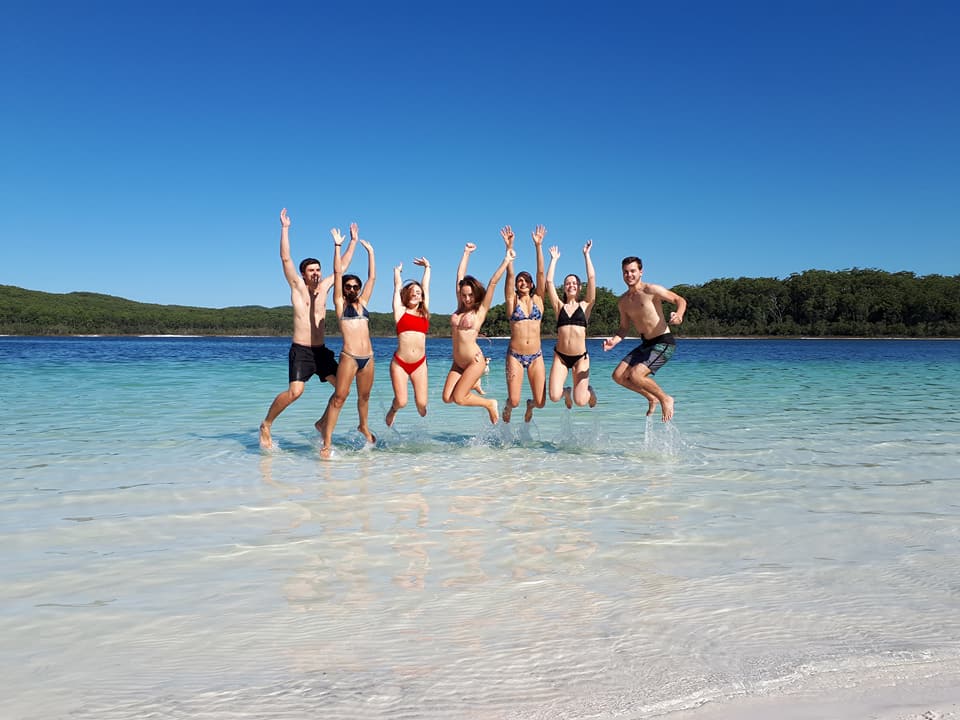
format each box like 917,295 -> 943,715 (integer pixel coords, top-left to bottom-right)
330,393 -> 348,409
288,385 -> 305,400
394,396 -> 408,409
611,367 -> 626,385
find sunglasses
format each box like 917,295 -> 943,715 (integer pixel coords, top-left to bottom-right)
344,283 -> 361,290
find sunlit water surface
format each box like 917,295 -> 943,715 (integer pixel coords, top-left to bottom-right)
2,337 -> 959,719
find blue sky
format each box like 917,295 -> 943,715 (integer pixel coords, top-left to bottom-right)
2,1 -> 957,312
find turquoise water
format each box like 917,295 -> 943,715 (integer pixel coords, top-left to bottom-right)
2,336 -> 959,719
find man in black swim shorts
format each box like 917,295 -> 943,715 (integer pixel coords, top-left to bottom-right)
259,209 -> 357,449
603,255 -> 686,422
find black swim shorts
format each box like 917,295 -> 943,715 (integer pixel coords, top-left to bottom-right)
623,333 -> 676,375
288,343 -> 338,383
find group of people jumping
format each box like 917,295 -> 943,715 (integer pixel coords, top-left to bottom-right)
258,209 -> 687,457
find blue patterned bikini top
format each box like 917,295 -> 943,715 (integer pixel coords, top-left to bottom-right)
510,300 -> 543,322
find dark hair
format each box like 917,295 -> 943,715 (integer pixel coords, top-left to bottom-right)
401,280 -> 428,317
457,275 -> 486,310
515,270 -> 535,293
299,257 -> 321,274
342,274 -> 362,289
621,256 -> 643,270
563,274 -> 582,297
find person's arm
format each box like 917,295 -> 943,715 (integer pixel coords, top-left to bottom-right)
279,208 -> 302,289
532,225 -> 546,300
392,263 -> 404,320
318,221 -> 359,297
583,239 -> 597,312
340,222 -> 360,272
413,256 -> 431,314
457,243 -> 476,286
482,247 -> 516,312
603,297 -> 629,351
359,239 -> 375,304
331,228 -> 346,315
655,285 -> 686,325
545,245 -> 561,313
501,226 -> 516,307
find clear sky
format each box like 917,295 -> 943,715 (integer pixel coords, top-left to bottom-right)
2,1 -> 958,312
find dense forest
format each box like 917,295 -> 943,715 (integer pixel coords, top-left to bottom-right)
2,268 -> 958,337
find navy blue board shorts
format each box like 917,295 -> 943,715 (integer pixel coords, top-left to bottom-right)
622,333 -> 676,374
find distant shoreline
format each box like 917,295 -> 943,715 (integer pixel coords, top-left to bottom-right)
2,334 -> 958,341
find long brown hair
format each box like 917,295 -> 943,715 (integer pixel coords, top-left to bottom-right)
400,280 -> 429,318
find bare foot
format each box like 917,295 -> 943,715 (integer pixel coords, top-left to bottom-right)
385,404 -> 398,427
358,425 -> 376,444
524,399 -> 534,423
487,399 -> 499,425
646,398 -> 660,416
259,422 -> 273,450
502,403 -> 513,423
562,386 -> 573,409
661,395 -> 674,422
588,386 -> 597,408
319,446 -> 333,459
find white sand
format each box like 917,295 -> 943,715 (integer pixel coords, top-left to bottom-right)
666,671 -> 960,720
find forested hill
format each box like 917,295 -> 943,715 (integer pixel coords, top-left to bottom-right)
2,268 -> 958,337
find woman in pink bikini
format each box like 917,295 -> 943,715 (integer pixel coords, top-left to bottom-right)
386,257 -> 431,427
442,242 -> 514,424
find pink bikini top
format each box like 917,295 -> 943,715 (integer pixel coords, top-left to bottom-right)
450,311 -> 476,331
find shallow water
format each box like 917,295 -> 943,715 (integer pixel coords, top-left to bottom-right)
2,336 -> 959,719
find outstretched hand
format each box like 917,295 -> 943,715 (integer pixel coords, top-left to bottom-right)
532,225 -> 546,245
413,256 -> 430,267
395,262 -> 403,274
505,247 -> 517,261
583,239 -> 593,254
350,223 -> 359,243
280,208 -> 291,227
500,225 -> 515,247
464,242 -> 477,253
359,239 -> 373,252
549,245 -> 560,260
331,228 -> 345,245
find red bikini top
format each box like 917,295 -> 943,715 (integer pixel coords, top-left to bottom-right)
396,311 -> 429,335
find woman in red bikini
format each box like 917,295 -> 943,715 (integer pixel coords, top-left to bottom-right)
386,257 -> 431,427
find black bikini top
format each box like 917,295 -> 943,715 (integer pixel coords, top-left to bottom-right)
557,304 -> 587,329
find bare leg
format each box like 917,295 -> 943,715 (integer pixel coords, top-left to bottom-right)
355,362 -> 377,445
503,353 -> 523,423
453,357 -> 499,424
318,358 -> 358,456
259,381 -> 305,449
613,363 -> 674,422
525,355 -> 546,422
386,359 -> 407,427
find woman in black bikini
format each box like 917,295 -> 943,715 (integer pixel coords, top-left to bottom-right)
545,240 -> 597,408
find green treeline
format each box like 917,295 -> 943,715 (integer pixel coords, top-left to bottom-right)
2,269 -> 958,337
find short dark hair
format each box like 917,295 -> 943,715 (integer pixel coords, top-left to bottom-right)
621,256 -> 642,270
342,274 -> 362,289
299,257 -> 321,274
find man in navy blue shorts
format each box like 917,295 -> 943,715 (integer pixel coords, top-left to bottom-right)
603,256 -> 686,422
